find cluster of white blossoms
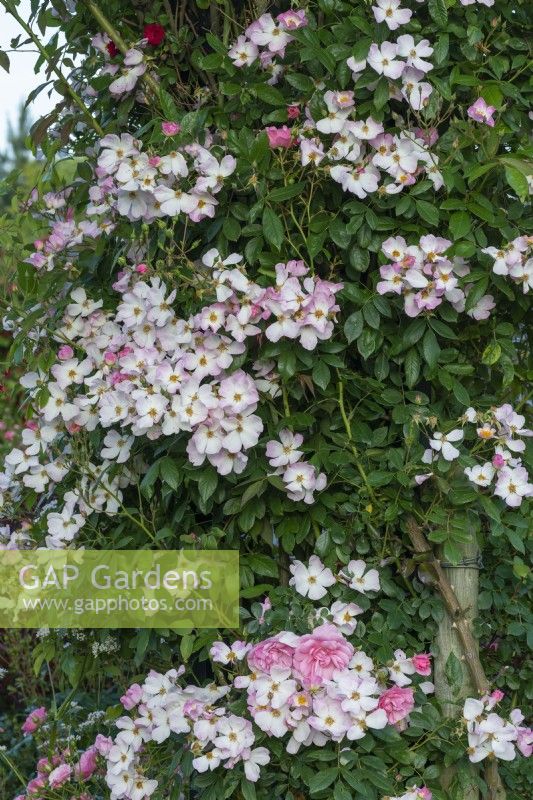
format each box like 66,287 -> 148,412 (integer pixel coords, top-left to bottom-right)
482,236 -> 533,293
89,133 -> 236,224
266,430 -> 326,504
104,559 -> 434,798
376,234 -> 496,319
228,9 -> 308,76
299,91 -> 442,198
103,668 -> 272,798
418,405 -> 533,508
0,254 -> 341,546
463,695 -> 532,762
352,33 -> 434,112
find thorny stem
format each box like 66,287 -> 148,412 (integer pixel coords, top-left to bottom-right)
337,379 -> 376,502
3,0 -> 105,136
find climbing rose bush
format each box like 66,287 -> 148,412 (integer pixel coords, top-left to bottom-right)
0,0 -> 531,799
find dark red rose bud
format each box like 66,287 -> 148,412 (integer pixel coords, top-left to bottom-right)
106,40 -> 119,57
143,23 -> 165,46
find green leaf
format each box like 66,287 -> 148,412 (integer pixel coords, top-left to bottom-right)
309,768 -> 339,793
159,89 -> 179,120
428,0 -> 448,27
180,634 -> 195,662
312,360 -> 331,390
245,553 -> 278,578
358,329 -> 377,359
422,328 -> 441,369
262,206 -> 284,249
429,318 -> 457,339
159,457 -> 181,490
267,183 -> 306,202
481,342 -> 502,365
415,199 -> 440,226
505,166 -> 529,201
373,76 -> 389,111
344,310 -> 363,343
254,83 -> 286,106
198,470 -> 218,503
449,211 -> 471,239
452,380 -> 470,406
0,50 -> 10,73
240,779 -> 257,800
333,781 -> 352,800
404,348 -> 420,388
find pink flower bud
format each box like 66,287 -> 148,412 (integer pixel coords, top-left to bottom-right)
104,351 -> 117,365
148,155 -> 161,167
492,453 -> 505,468
265,125 -> 294,148
287,104 -> 300,119
22,706 -> 47,735
162,121 -> 181,136
136,263 -> 148,274
58,345 -> 74,360
66,422 -> 82,434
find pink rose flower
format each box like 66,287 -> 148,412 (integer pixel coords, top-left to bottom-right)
287,104 -> 300,119
120,683 -> 143,709
248,634 -> 295,673
27,776 -> 46,794
492,453 -> 505,469
277,9 -> 308,29
48,763 -> 72,788
265,125 -> 294,148
467,97 -> 496,127
418,789 -> 432,800
378,686 -> 414,724
162,121 -> 181,136
58,345 -> 74,360
293,624 -> 354,687
76,746 -> 98,779
136,263 -> 148,274
94,734 -> 114,756
412,653 -> 432,676
22,707 -> 47,735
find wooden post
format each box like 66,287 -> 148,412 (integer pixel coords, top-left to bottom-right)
434,538 -> 480,797
405,519 -> 507,800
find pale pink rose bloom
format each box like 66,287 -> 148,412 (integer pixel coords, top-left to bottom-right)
94,734 -> 114,756
412,653 -> 432,676
378,686 -> 414,723
120,682 -> 143,709
49,763 -> 72,788
293,623 -> 354,687
248,633 -> 295,673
